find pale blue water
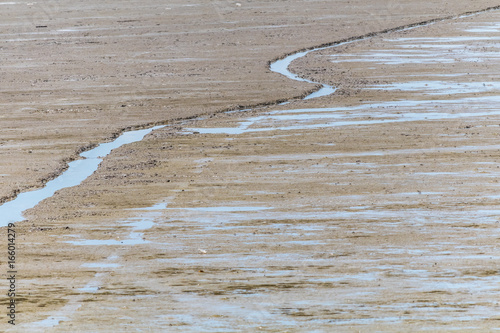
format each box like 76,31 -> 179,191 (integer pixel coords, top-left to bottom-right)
0,125 -> 164,226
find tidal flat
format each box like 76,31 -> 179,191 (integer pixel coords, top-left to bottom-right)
2,1 -> 500,331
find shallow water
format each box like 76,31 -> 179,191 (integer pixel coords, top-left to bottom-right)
16,7 -> 500,331
187,95 -> 500,134
0,125 -> 164,227
66,200 -> 167,246
151,16 -> 500,329
3,8 -> 497,230
270,45 -> 340,100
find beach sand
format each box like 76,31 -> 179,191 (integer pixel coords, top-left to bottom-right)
2,0 -> 500,331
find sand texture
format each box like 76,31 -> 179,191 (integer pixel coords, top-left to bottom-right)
2,0 -> 500,331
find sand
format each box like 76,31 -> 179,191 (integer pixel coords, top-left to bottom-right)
2,0 -> 500,331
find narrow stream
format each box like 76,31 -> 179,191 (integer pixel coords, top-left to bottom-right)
0,126 -> 164,227
270,48 -> 337,100
14,5 -> 500,331
0,6 -> 498,229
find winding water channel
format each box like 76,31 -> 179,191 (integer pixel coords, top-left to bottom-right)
2,6 -> 499,227
6,6 -> 500,330
0,126 -> 165,226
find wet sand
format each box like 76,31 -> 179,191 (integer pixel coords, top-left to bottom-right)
2,0 -> 500,331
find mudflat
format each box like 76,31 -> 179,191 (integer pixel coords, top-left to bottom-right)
2,0 -> 500,331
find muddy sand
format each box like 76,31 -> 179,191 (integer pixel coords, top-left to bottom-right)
2,0 -> 500,331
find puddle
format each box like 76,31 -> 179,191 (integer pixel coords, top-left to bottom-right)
166,206 -> 273,212
30,257 -> 116,329
79,285 -> 100,293
30,303 -> 82,329
67,238 -> 146,246
187,95 -> 500,134
81,263 -> 121,269
0,125 -> 164,227
466,22 -> 500,33
34,316 -> 68,328
78,273 -> 106,293
157,203 -> 500,231
368,81 -> 500,95
331,52 -> 458,65
310,272 -> 380,283
67,201 -> 168,246
171,292 -> 298,327
131,202 -> 168,211
157,253 -> 322,266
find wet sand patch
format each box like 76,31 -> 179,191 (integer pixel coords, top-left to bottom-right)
5,1 -> 500,332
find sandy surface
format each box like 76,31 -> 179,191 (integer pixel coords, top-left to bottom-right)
2,0 -> 500,331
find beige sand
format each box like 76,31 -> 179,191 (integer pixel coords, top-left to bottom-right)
2,0 -> 500,331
